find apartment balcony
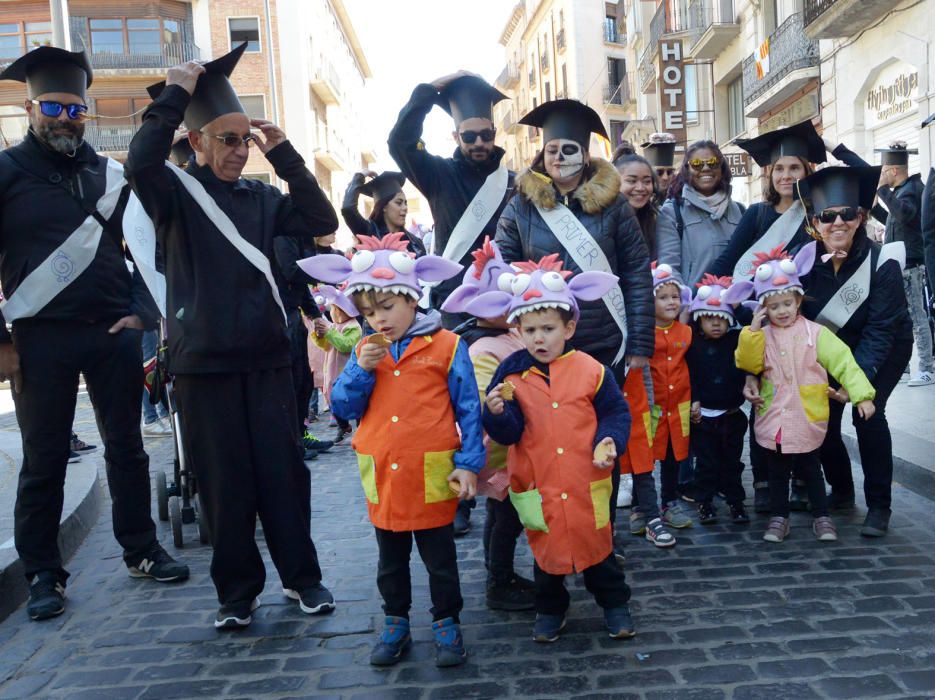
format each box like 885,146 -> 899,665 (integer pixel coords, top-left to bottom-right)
645,0 -> 693,61
499,106 -> 516,133
69,17 -> 199,73
604,75 -> 635,108
310,58 -> 342,105
556,27 -> 567,53
313,124 -> 352,172
742,12 -> 819,118
84,124 -> 135,154
496,63 -> 520,90
528,66 -> 537,86
804,0 -> 891,40
540,51 -> 550,74
639,52 -> 656,94
686,0 -> 740,60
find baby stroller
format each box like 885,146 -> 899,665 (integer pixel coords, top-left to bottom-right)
148,320 -> 210,548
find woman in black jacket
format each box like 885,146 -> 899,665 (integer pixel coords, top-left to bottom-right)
494,100 -> 654,377
340,170 -> 425,256
798,166 -> 913,537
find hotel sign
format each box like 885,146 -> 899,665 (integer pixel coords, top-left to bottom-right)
657,39 -> 687,146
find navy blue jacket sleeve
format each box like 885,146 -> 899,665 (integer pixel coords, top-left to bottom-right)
447,338 -> 486,473
329,344 -> 375,421
592,366 -> 631,455
923,169 -> 935,288
853,258 -> 906,381
481,362 -> 525,445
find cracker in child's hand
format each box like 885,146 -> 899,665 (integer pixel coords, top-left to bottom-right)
367,332 -> 391,348
500,380 -> 516,400
449,477 -> 462,494
593,440 -> 615,464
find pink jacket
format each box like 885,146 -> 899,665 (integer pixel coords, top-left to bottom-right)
736,316 -> 875,454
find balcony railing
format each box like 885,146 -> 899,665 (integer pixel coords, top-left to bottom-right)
686,0 -> 740,59
310,56 -> 342,105
84,42 -> 200,70
499,106 -> 515,132
496,62 -> 520,89
688,0 -> 735,30
604,75 -> 634,106
556,27 -> 567,52
803,0 -> 890,39
639,55 -> 656,94
804,0 -> 838,25
540,51 -> 550,73
741,12 -> 818,111
528,66 -> 537,85
84,124 -> 135,152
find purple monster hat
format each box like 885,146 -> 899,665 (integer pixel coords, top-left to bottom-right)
298,232 -> 463,314
315,283 -> 358,319
652,262 -> 692,306
440,236 -> 515,315
464,254 -> 618,324
724,241 -> 817,304
690,274 -> 738,323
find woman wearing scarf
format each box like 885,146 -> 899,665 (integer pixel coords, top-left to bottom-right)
656,141 -> 745,287
341,170 -> 426,256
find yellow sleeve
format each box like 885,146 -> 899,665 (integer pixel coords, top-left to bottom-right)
311,333 -> 330,351
472,353 -> 500,402
735,327 -> 766,375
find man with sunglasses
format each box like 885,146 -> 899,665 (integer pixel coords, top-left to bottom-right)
126,44 -> 339,629
389,72 -> 515,331
641,132 -> 677,206
0,46 -> 189,622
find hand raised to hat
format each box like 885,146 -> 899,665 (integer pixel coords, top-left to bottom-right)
430,69 -> 482,92
250,119 -> 286,155
166,61 -> 206,96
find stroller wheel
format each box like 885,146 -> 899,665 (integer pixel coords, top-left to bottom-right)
155,471 -> 169,522
194,494 -> 211,545
169,495 -> 184,548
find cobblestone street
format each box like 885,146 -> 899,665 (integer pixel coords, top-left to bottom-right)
2,398 -> 935,699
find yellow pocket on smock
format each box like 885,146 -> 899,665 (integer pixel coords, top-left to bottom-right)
590,476 -> 613,529
678,401 -> 691,437
800,384 -> 830,423
423,449 -> 457,503
509,487 -> 549,532
356,453 -> 378,504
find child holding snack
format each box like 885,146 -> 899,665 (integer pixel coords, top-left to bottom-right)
300,233 -> 484,667
473,256 -> 636,643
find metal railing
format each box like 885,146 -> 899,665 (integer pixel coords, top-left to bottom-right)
497,62 -> 520,88
604,75 -> 634,105
84,124 -> 135,152
639,56 -> 656,92
556,27 -> 567,51
688,0 -> 735,30
84,41 -> 200,70
804,0 -> 839,25
741,12 -> 818,108
528,66 -> 537,85
499,107 -> 515,132
312,56 -> 342,97
540,51 -> 550,73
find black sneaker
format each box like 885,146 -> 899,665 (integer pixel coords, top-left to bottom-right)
70,432 -> 96,452
486,576 -> 535,611
860,508 -> 891,537
532,613 -> 565,643
215,598 -> 259,629
698,502 -> 717,524
283,583 -> 335,614
26,572 -> 66,621
127,546 -> 190,583
604,605 -> 636,639
302,433 -> 333,453
729,503 -> 750,524
453,502 -> 471,537
753,483 -> 770,513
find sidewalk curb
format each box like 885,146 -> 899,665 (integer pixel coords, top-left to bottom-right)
0,463 -> 101,623
842,433 -> 935,502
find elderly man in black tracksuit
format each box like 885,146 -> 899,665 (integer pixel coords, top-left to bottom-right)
126,44 -> 338,628
0,47 -> 188,622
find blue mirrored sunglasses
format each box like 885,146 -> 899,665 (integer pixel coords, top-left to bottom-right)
31,99 -> 88,120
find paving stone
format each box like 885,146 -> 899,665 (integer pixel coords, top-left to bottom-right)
679,663 -> 757,684
595,669 -> 676,688
63,687 -> 146,700
817,674 -> 904,698
757,657 -> 831,678
132,662 -> 203,682
516,674 -> 590,695
733,683 -> 821,700
644,690 -> 726,700
229,676 -> 308,695
901,669 -> 935,691
138,680 -> 226,699
785,636 -> 860,653
0,674 -> 52,699
426,682 -> 506,699
708,641 -> 786,660
52,669 -> 132,689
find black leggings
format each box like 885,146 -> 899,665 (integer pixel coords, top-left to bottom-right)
767,447 -> 828,518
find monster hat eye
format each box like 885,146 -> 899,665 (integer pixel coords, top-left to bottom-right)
755,264 -> 773,281
497,272 -> 516,292
779,259 -> 797,275
657,263 -> 673,275
388,251 -> 415,274
541,271 -> 566,292
696,285 -> 712,300
351,250 -> 375,273
511,273 -> 531,295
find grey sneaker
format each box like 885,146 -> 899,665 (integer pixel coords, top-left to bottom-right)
645,518 -> 675,548
662,501 -> 693,529
629,510 -> 646,535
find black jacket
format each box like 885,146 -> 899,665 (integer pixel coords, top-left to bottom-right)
800,231 -> 913,381
340,174 -> 425,256
494,159 -> 655,362
125,84 -> 338,374
0,131 -> 159,341
877,174 -> 924,266
388,82 -> 514,304
710,202 -> 812,277
686,328 -> 745,410
273,236 -> 320,318
922,168 -> 935,287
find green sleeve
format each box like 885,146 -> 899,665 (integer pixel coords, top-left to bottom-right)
816,326 -> 877,403
325,324 -> 362,354
735,327 -> 766,375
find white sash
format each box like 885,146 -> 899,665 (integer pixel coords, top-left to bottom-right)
0,158 -> 126,322
165,161 -> 287,322
441,162 -> 509,264
815,242 -> 905,332
733,200 -> 805,279
534,202 -> 629,365
122,188 -> 166,319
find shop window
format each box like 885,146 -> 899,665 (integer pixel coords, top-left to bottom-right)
229,17 -> 260,53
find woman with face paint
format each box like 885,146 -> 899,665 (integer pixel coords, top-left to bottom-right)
656,140 -> 746,288
341,171 -> 426,256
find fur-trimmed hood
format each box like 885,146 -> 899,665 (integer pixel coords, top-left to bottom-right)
515,158 -> 621,214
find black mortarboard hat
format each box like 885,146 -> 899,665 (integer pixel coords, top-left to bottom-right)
519,99 -> 608,149
735,120 -> 826,167
359,171 -> 406,202
874,143 -> 918,166
641,134 -> 677,167
147,43 -> 247,131
0,46 -> 92,99
437,75 -> 506,124
170,132 -> 194,167
797,166 -> 882,213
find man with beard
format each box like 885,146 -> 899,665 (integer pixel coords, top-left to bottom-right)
642,133 -> 677,205
0,47 -> 189,621
126,45 -> 338,628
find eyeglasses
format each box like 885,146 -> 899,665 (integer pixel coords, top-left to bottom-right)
209,133 -> 257,148
656,168 -> 676,176
31,99 -> 88,120
459,129 -> 496,144
688,157 -> 720,171
817,207 -> 860,224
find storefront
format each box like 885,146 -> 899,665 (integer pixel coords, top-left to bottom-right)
864,61 -> 920,173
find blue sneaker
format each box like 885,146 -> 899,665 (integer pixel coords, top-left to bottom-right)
604,605 -> 636,639
532,613 -> 566,643
431,617 -> 467,667
370,616 -> 411,666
